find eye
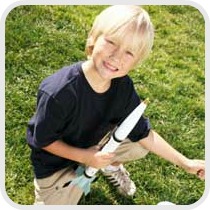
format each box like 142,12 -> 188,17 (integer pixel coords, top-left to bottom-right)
105,38 -> 115,45
126,51 -> 134,57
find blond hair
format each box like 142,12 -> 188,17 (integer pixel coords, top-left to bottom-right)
85,5 -> 154,64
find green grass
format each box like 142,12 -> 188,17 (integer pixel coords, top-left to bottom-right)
5,5 -> 205,205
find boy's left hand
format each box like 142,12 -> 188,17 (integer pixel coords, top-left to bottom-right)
184,159 -> 205,180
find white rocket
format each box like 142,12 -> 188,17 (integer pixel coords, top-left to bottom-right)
70,98 -> 149,195
85,98 -> 149,177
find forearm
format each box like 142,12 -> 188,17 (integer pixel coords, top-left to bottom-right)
42,139 -> 114,169
139,130 -> 189,169
42,140 -> 88,164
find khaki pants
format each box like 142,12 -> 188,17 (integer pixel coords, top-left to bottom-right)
34,133 -> 150,205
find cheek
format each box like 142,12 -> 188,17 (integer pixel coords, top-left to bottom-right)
121,56 -> 136,68
92,45 -> 106,57
94,41 -> 114,56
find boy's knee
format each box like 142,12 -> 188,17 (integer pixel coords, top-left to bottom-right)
139,129 -> 155,144
113,139 -> 149,163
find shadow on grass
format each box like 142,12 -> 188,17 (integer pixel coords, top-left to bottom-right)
78,187 -> 114,205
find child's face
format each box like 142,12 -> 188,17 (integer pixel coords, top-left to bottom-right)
90,32 -> 141,80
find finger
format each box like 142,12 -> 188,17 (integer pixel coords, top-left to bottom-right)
197,169 -> 205,180
100,152 -> 115,159
94,145 -> 101,150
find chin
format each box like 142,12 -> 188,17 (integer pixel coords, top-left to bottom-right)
100,74 -> 113,80
97,70 -> 113,80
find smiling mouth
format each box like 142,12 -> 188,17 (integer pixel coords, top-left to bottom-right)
103,61 -> 119,72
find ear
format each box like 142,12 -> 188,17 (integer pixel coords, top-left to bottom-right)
86,45 -> 94,58
85,36 -> 95,58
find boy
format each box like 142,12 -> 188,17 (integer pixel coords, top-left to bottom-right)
27,5 -> 205,205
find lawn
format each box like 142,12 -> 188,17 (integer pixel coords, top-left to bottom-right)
5,5 -> 205,205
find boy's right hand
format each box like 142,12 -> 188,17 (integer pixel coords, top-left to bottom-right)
83,145 -> 115,169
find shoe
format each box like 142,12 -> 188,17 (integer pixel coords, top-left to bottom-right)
102,164 -> 136,196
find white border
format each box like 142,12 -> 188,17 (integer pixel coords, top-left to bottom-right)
1,1 -> 209,210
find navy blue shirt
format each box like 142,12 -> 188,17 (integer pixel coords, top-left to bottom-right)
27,62 -> 151,178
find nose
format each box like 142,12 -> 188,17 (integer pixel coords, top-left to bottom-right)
109,47 -> 123,63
